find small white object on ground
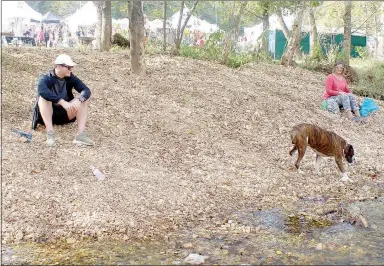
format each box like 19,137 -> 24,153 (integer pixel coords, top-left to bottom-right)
91,165 -> 105,180
184,253 -> 209,264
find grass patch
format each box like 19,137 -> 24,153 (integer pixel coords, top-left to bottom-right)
179,45 -> 259,68
351,59 -> 384,100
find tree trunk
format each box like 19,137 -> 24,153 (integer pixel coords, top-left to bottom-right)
102,1 -> 112,51
281,2 -> 305,66
277,8 -> 290,39
376,2 -> 384,60
127,1 -> 132,42
163,0 -> 167,52
261,2 -> 270,54
309,6 -> 319,58
343,1 -> 352,66
175,0 -> 185,52
177,1 -> 199,49
278,7 -> 302,59
374,8 -> 379,59
173,1 -> 199,55
222,1 -> 247,63
94,1 -> 103,51
130,0 -> 145,75
128,1 -> 132,20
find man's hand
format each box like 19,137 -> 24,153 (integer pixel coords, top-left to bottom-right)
58,99 -> 72,110
71,98 -> 82,111
59,99 -> 77,117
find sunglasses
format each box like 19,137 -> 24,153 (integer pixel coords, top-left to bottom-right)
60,64 -> 74,70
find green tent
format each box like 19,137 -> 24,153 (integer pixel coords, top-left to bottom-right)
268,29 -> 310,60
268,29 -> 366,60
318,33 -> 366,58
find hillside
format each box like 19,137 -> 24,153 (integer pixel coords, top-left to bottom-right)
2,47 -> 384,244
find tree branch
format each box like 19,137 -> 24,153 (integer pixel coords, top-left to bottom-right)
179,0 -> 199,40
351,9 -> 381,34
277,7 -> 290,39
244,8 -> 263,20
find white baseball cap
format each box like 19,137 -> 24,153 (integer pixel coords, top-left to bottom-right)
54,54 -> 77,66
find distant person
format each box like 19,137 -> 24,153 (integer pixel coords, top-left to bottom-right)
39,26 -> 44,45
32,54 -> 94,147
323,61 -> 361,120
197,38 -> 204,47
44,28 -> 50,47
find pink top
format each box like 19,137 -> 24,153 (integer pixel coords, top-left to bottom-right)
323,74 -> 351,99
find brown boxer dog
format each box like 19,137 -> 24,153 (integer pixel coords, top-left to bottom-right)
289,123 -> 355,182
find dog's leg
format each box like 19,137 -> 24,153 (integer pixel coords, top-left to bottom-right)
289,146 -> 298,156
335,156 -> 354,182
295,144 -> 307,174
341,172 -> 354,182
290,146 -> 298,164
314,154 -> 322,175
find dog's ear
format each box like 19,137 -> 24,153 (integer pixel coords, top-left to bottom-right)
345,144 -> 354,156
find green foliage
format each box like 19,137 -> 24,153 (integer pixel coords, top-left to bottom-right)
112,33 -> 130,48
226,52 -> 255,68
179,44 -> 255,68
310,42 -> 324,62
145,39 -> 164,55
253,50 -> 273,63
323,43 -> 343,65
204,31 -> 224,50
112,1 -> 129,19
353,60 -> 384,100
26,1 -> 84,17
355,46 -> 369,59
143,2 -> 164,19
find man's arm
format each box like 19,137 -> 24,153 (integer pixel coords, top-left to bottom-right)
37,75 -> 62,103
71,75 -> 91,102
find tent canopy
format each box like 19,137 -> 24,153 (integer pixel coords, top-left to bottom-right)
170,6 -> 219,34
42,11 -> 61,23
1,1 -> 42,35
2,1 -> 42,22
65,1 -> 97,32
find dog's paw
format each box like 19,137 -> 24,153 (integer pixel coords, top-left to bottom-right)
340,175 -> 354,182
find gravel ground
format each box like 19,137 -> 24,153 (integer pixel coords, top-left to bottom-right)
2,47 -> 384,244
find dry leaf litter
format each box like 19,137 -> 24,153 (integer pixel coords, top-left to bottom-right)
2,47 -> 383,244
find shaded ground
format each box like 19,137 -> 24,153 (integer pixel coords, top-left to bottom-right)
2,47 -> 384,249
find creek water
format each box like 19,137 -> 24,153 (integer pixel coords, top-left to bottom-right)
3,199 -> 384,265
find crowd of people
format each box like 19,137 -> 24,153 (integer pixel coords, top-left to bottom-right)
22,23 -> 69,47
19,23 -> 98,48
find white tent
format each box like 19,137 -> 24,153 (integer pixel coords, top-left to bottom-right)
244,14 -> 302,44
147,19 -> 164,31
112,18 -> 129,30
65,1 -> 97,33
170,7 -> 219,34
1,1 -> 42,35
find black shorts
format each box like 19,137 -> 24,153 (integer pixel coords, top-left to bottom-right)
37,103 -> 76,126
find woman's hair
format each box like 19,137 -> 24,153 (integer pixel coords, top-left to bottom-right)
332,60 -> 346,74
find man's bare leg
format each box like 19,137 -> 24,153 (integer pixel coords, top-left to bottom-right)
38,96 -> 55,146
68,99 -> 94,146
76,100 -> 89,134
38,96 -> 54,132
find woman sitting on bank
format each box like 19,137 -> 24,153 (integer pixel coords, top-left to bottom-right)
323,61 -> 360,119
